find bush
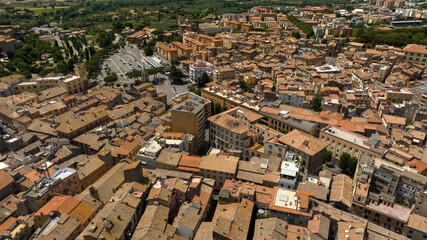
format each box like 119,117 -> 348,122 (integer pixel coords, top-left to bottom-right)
279,128 -> 288,134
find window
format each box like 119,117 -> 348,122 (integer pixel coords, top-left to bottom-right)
269,145 -> 272,149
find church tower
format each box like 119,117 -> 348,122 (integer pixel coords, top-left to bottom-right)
141,65 -> 148,83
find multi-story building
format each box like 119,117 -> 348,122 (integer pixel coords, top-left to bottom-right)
156,43 -> 178,62
56,105 -> 110,138
14,64 -> 88,94
201,85 -> 260,112
265,129 -> 328,174
277,90 -> 306,107
77,156 -> 107,189
208,108 -> 261,152
402,44 -> 427,65
0,170 -> 15,201
184,37 -> 206,54
212,66 -> 236,82
171,41 -> 192,58
171,99 -> 206,150
199,151 -> 239,189
352,156 -> 427,234
189,61 -> 214,82
173,92 -> 212,117
137,137 -> 162,169
319,125 -> 386,160
278,154 -> 300,189
268,187 -> 314,225
389,100 -> 419,121
382,114 -> 406,133
385,89 -> 414,104
116,139 -> 142,162
17,168 -> 82,215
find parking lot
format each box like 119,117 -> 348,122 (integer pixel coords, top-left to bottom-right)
97,45 -> 190,105
98,46 -> 150,84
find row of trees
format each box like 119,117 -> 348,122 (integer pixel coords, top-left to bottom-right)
287,14 -> 314,38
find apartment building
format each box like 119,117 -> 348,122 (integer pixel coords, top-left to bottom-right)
199,152 -> 239,189
382,114 -> 406,133
402,44 -> 427,65
0,74 -> 26,94
171,41 -> 192,58
268,187 -> 314,225
77,156 -> 107,189
172,92 -> 212,117
156,43 -> 178,62
258,108 -> 317,136
201,85 -> 260,112
278,90 -> 306,107
14,64 -> 88,94
352,156 -> 427,234
208,108 -> 261,152
189,61 -> 214,82
389,100 -> 419,121
319,125 -> 385,160
56,105 -> 109,139
212,66 -> 236,82
265,129 -> 328,174
385,89 -> 414,104
171,99 -> 207,149
17,168 -> 82,215
184,37 -> 206,53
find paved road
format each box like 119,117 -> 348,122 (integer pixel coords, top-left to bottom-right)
154,76 -> 189,105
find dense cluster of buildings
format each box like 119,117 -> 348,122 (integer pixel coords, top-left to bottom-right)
0,3 -> 426,240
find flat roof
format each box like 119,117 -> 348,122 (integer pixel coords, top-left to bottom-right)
322,125 -> 370,150
273,188 -> 298,210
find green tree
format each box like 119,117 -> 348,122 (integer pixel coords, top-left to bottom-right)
311,91 -> 322,112
169,65 -> 186,83
221,105 -> 228,112
214,102 -> 222,115
198,71 -> 210,88
338,152 -> 351,173
84,48 -> 90,61
347,157 -> 358,176
146,67 -> 163,76
152,29 -> 164,39
144,46 -> 154,56
126,70 -> 142,79
104,73 -> 118,84
324,150 -> 332,163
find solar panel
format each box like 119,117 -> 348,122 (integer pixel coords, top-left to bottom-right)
278,194 -> 288,202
